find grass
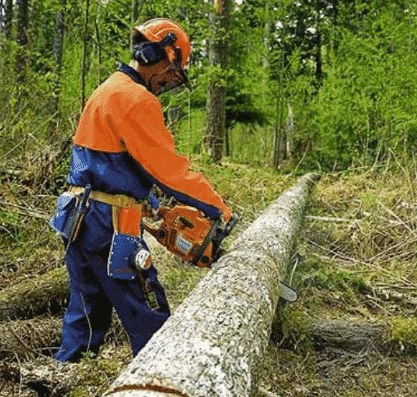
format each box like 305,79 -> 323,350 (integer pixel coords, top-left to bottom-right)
262,164 -> 417,396
2,150 -> 417,396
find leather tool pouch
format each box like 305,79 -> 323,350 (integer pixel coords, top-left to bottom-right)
49,193 -> 80,241
107,206 -> 151,279
107,206 -> 159,310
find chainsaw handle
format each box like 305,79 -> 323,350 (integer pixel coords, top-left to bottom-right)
225,213 -> 239,236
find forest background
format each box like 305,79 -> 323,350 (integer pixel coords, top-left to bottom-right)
2,0 -> 417,176
2,0 -> 417,396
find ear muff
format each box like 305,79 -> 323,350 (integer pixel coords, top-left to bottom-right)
132,33 -> 177,66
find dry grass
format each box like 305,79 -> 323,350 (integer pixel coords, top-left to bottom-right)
3,159 -> 417,396
258,165 -> 417,396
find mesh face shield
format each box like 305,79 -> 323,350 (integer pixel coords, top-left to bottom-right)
150,59 -> 192,96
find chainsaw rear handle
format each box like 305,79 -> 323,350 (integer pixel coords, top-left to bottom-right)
224,213 -> 239,236
208,213 -> 239,264
191,218 -> 221,267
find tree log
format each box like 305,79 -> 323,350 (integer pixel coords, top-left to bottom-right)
103,173 -> 320,397
0,316 -> 62,359
1,357 -> 80,397
309,319 -> 416,357
0,267 -> 68,322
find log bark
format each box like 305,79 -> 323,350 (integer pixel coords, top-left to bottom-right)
309,319 -> 416,357
1,357 -> 80,397
0,316 -> 62,359
103,173 -> 320,397
0,267 -> 68,322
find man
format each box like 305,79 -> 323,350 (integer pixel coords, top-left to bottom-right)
50,18 -> 231,363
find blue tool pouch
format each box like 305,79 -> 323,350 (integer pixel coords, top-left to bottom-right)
49,193 -> 79,239
107,233 -> 143,280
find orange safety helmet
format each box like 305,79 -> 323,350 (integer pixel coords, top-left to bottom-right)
133,18 -> 191,93
134,18 -> 191,68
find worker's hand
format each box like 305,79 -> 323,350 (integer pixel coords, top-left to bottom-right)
222,205 -> 232,223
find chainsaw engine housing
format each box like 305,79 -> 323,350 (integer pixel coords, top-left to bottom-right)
144,205 -> 216,267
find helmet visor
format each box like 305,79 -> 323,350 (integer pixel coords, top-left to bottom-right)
152,63 -> 192,95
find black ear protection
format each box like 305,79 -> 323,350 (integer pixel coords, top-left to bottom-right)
132,33 -> 177,66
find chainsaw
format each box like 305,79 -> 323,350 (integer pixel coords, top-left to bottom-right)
142,200 -> 238,268
141,195 -> 298,302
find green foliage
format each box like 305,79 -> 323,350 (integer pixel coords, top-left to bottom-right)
3,0 -> 417,174
296,2 -> 417,168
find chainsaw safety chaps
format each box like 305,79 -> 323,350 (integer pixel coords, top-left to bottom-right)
52,199 -> 169,363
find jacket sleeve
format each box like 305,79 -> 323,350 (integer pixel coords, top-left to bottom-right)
119,96 -> 231,221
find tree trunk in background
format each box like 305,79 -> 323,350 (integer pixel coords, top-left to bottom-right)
205,0 -> 231,163
2,0 -> 13,122
15,0 -> 29,83
4,0 -> 13,39
103,173 -> 319,397
315,0 -> 322,87
273,98 -> 283,169
132,0 -> 141,24
332,0 -> 338,54
225,127 -> 231,157
81,0 -> 90,110
16,0 -> 28,47
53,1 -> 66,74
284,104 -> 293,159
48,0 -> 66,143
0,0 -> 3,34
274,103 -> 293,168
129,0 -> 142,52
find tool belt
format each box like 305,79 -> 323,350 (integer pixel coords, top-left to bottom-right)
69,186 -> 158,310
69,186 -> 142,232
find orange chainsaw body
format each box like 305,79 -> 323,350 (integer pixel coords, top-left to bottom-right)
143,204 -> 215,267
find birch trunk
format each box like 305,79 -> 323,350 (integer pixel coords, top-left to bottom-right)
103,173 -> 320,397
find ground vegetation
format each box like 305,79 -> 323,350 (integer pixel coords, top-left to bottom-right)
2,0 -> 417,395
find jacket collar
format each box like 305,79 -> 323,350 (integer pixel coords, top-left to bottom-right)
117,62 -> 146,86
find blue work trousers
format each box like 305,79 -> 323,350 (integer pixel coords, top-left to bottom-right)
54,199 -> 170,362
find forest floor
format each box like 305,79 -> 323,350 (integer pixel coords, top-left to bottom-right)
1,158 -> 417,396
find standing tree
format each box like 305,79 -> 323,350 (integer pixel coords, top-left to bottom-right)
49,0 -> 67,143
81,0 -> 90,110
15,0 -> 29,83
205,0 -> 231,163
130,0 -> 145,51
2,0 -> 14,118
0,1 -> 3,34
4,0 -> 13,39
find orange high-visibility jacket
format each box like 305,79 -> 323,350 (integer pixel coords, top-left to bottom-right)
68,66 -> 230,221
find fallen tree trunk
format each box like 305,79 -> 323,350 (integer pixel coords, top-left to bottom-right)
104,173 -> 320,397
310,319 -> 416,357
0,315 -> 62,360
0,267 -> 68,322
2,357 -> 80,397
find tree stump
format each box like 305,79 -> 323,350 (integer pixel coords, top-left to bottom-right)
103,173 -> 320,397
